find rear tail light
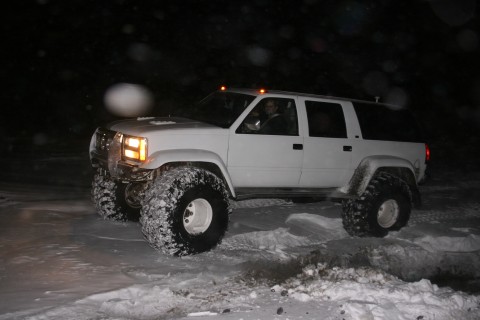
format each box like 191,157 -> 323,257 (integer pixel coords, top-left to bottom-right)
425,144 -> 431,163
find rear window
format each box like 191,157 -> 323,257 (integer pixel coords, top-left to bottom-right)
353,102 -> 424,142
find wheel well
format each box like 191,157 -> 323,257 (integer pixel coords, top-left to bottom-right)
376,167 -> 415,186
376,167 -> 421,207
157,161 -> 233,198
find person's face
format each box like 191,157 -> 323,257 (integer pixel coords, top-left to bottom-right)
265,101 -> 277,115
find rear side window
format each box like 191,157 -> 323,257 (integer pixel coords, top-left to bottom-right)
305,101 -> 347,138
353,102 -> 424,142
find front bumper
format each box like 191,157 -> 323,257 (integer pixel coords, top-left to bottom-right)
89,127 -> 153,182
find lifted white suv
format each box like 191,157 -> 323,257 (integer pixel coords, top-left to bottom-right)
90,87 -> 429,256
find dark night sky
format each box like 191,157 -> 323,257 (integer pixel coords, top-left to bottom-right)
1,0 -> 479,156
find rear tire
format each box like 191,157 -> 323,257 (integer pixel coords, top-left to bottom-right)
342,172 -> 412,237
91,169 -> 141,221
140,167 -> 230,256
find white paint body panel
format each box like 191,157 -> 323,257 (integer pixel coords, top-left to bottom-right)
297,96 -> 355,187
227,134 -> 303,187
350,140 -> 426,182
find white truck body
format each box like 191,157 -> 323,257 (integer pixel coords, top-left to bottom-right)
90,88 -> 428,255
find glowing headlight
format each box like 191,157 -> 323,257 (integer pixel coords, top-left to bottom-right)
123,135 -> 147,161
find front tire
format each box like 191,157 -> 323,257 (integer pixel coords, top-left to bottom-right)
91,169 -> 142,221
342,172 -> 412,237
140,167 -> 230,256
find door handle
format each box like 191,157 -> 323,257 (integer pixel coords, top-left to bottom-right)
293,144 -> 303,150
343,146 -> 352,152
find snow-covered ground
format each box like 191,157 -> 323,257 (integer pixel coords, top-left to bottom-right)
0,149 -> 479,319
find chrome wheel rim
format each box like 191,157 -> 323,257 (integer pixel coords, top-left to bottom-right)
183,198 -> 213,235
377,199 -> 399,228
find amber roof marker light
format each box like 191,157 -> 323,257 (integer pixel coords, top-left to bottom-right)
259,88 -> 267,94
220,85 -> 227,91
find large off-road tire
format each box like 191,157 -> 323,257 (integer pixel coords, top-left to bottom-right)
91,169 -> 142,221
140,167 -> 231,256
341,172 -> 412,237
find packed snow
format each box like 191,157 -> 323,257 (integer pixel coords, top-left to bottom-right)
0,153 -> 479,319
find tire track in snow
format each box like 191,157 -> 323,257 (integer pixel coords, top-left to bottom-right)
410,204 -> 480,225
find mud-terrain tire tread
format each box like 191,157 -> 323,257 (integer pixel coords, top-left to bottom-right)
342,171 -> 412,237
140,167 -> 231,256
91,169 -> 141,221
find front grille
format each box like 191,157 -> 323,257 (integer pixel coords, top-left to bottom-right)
91,128 -> 123,176
95,128 -> 116,154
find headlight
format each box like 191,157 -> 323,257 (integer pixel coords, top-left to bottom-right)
122,135 -> 147,161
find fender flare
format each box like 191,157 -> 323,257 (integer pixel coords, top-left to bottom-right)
343,155 -> 420,205
140,149 -> 236,198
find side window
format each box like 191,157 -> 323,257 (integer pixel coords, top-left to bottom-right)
305,101 -> 347,138
236,98 -> 298,136
353,102 -> 424,142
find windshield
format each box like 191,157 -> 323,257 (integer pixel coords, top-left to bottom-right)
181,92 -> 256,128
